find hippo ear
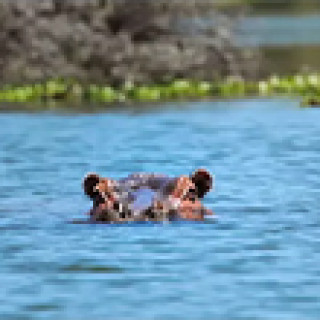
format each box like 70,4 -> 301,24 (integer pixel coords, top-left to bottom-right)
83,173 -> 101,199
191,169 -> 212,198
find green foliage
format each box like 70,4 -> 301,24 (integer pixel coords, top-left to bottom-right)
1,74 -> 320,107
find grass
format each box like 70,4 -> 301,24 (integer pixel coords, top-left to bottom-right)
0,74 -> 320,107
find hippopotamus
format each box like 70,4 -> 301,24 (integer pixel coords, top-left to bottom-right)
83,169 -> 213,223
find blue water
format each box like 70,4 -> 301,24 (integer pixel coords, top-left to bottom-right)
1,99 -> 320,319
239,14 -> 320,46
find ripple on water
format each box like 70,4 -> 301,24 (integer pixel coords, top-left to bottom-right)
61,264 -> 123,274
1,99 -> 320,319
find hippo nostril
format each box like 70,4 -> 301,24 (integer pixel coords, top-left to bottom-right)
113,202 -> 120,211
146,209 -> 155,219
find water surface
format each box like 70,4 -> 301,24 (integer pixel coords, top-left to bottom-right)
1,99 -> 320,319
239,13 -> 320,74
239,14 -> 320,46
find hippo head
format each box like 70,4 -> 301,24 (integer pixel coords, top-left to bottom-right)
83,169 -> 213,222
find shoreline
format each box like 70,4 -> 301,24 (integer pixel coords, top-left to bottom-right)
0,74 -> 319,108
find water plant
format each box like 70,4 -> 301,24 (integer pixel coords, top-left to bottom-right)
1,73 -> 320,107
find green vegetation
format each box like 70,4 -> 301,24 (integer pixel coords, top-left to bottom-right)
0,74 -> 320,107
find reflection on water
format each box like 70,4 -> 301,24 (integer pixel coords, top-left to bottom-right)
1,99 -> 320,319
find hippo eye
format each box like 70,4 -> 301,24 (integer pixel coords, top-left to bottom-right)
185,188 -> 197,201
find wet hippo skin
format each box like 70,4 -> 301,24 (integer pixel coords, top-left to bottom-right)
83,169 -> 213,223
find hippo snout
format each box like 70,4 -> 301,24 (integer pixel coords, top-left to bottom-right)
83,169 -> 213,223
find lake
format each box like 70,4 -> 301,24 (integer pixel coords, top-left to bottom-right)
1,98 -> 320,319
239,13 -> 320,75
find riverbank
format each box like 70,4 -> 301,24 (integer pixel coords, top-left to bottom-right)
1,1 -> 320,109
0,74 -> 319,108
